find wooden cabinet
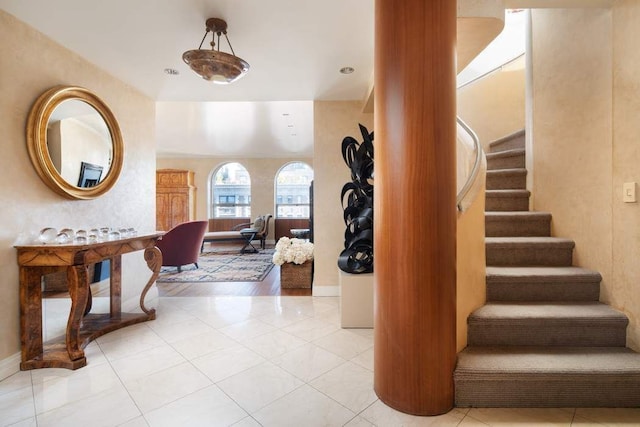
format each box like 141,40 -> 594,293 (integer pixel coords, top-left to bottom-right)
156,169 -> 196,231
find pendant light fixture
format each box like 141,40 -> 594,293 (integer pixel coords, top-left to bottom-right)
182,18 -> 249,84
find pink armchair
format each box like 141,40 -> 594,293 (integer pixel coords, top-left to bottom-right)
156,220 -> 208,272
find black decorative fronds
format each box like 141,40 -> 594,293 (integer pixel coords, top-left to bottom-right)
338,124 -> 374,274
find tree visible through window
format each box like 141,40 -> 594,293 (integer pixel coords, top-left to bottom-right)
275,162 -> 313,218
211,162 -> 251,218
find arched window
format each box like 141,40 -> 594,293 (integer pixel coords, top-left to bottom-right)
211,162 -> 251,218
275,162 -> 314,218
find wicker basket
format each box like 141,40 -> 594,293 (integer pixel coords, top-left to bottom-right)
280,261 -> 312,288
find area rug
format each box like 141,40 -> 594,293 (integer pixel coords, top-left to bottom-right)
157,249 -> 275,283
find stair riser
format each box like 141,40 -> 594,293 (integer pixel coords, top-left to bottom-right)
455,378 -> 640,407
485,219 -> 550,237
486,246 -> 573,266
486,173 -> 527,190
486,282 -> 600,302
487,155 -> 525,170
485,196 -> 529,211
489,134 -> 526,153
467,324 -> 627,347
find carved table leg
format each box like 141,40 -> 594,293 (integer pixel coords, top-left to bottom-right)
66,265 -> 89,361
110,255 -> 122,317
140,246 -> 162,317
19,267 -> 44,366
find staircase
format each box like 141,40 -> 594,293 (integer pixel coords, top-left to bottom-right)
454,130 -> 640,407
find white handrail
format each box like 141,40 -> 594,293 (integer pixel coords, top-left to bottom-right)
456,117 -> 485,212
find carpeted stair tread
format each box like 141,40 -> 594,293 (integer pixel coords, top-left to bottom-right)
456,346 -> 640,375
486,237 -> 575,267
485,211 -> 551,237
488,129 -> 525,153
486,168 -> 527,190
468,302 -> 628,347
486,266 -> 601,283
455,346 -> 640,407
486,148 -> 525,170
485,189 -> 530,211
469,301 -> 627,324
486,266 -> 601,301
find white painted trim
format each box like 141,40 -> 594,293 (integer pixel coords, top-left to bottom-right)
312,285 -> 340,297
0,352 -> 21,381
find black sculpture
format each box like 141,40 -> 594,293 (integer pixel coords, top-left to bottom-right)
338,124 -> 374,274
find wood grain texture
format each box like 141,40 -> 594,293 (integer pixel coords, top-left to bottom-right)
16,234 -> 162,370
156,169 -> 196,231
373,0 -> 457,415
208,218 -> 251,231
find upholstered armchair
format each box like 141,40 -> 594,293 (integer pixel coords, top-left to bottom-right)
156,220 -> 208,272
234,214 -> 272,249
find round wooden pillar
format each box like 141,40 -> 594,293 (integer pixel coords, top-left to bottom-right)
373,0 -> 457,416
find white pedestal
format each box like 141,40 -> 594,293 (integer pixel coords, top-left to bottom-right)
339,271 -> 374,328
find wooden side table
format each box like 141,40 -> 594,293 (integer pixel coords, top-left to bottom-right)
15,233 -> 163,370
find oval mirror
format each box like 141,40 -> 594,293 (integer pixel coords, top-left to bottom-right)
26,86 -> 124,199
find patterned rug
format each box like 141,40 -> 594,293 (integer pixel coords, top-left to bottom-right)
156,249 -> 275,283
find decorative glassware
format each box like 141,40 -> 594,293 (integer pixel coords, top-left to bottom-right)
107,230 -> 121,241
60,228 -> 75,240
38,227 -> 58,244
55,231 -> 72,244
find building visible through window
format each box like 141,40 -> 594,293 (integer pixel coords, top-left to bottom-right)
275,162 -> 314,218
211,162 -> 251,218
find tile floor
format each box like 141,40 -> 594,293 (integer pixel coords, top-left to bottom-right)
2,296 -> 640,426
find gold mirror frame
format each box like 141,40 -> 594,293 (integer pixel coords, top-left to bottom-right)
26,85 -> 124,200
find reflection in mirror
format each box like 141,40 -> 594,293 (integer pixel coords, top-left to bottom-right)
26,86 -> 124,200
46,99 -> 113,186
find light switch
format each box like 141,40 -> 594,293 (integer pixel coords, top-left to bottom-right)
623,182 -> 637,203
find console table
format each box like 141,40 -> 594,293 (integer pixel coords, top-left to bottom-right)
15,233 -> 163,370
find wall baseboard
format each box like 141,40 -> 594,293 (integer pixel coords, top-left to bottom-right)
0,352 -> 21,381
312,285 -> 339,297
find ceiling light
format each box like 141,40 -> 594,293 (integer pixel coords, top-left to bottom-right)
164,68 -> 179,75
182,17 -> 249,84
340,66 -> 355,74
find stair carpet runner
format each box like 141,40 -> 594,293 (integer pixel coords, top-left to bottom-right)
454,130 -> 640,407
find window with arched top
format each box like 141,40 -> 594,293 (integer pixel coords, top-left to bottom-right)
275,162 -> 314,218
211,162 -> 251,218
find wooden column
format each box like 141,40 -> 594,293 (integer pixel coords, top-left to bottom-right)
373,0 -> 457,416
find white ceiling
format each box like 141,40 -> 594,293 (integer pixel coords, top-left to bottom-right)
1,0 -> 375,157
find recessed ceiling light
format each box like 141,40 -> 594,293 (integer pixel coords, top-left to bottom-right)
164,68 -> 179,76
340,66 -> 355,74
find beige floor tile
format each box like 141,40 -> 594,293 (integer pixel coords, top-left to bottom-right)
360,400 -> 462,426
124,362 -> 212,413
144,385 -> 247,427
252,384 -> 355,427
271,342 -> 346,382
36,385 -> 139,427
574,407 -> 640,425
465,407 -> 575,426
0,385 -> 35,427
310,361 -> 377,413
191,345 -> 265,383
217,362 -> 303,413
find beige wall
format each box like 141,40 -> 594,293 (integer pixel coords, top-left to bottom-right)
456,183 -> 487,351
155,157 -> 313,241
457,56 -> 526,150
313,102 -> 374,293
611,0 -> 640,350
0,11 -> 156,363
531,6 -> 640,350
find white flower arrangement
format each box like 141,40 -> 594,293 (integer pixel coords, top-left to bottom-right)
272,237 -> 314,265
